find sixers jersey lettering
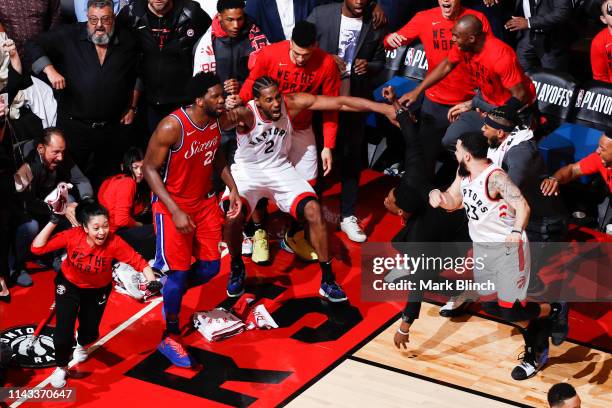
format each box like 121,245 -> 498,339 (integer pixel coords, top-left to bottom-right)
234,99 -> 293,170
153,107 -> 220,212
460,165 -> 515,242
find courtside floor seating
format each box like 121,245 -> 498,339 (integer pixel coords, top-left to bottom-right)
538,79 -> 612,183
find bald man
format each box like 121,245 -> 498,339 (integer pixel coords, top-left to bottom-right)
400,15 -> 537,153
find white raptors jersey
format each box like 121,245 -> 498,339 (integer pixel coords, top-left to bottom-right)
234,99 -> 293,169
461,165 -> 516,242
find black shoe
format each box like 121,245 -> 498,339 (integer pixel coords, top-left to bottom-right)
511,346 -> 549,381
550,302 -> 569,346
0,293 -> 10,303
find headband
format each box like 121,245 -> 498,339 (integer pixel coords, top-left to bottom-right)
484,114 -> 515,132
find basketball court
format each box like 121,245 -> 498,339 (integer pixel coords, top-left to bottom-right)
1,170 -> 610,407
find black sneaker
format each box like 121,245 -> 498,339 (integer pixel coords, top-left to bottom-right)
511,346 -> 549,381
550,302 -> 569,346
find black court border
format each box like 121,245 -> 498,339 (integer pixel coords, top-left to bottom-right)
279,300 -> 612,407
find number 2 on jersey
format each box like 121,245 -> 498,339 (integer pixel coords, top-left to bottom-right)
264,140 -> 274,154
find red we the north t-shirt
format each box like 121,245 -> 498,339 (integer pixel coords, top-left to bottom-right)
590,27 -> 612,83
239,41 -> 341,148
384,7 -> 491,105
447,36 -> 536,107
579,152 -> 612,192
31,227 -> 149,289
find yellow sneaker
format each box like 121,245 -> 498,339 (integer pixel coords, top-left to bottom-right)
281,231 -> 318,262
251,229 -> 270,264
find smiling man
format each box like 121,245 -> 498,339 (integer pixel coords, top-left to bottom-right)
384,0 -> 491,179
26,0 -> 140,186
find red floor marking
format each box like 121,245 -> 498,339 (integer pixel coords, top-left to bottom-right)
2,170 -> 611,407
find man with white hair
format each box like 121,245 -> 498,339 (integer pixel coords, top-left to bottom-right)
26,0 -> 140,186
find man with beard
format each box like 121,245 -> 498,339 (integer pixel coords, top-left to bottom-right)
13,128 -> 93,287
384,0 -> 491,178
400,15 -> 537,153
430,132 -> 565,380
26,0 -> 140,187
143,72 -> 242,367
220,76 -> 396,300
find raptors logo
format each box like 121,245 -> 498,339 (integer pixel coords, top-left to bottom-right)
0,325 -> 56,368
56,284 -> 66,295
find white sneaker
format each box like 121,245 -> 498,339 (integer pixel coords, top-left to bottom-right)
241,234 -> 253,256
73,343 -> 88,363
50,367 -> 68,388
439,291 -> 474,317
340,216 -> 367,243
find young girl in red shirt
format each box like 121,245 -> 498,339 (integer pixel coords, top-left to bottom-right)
31,202 -> 157,388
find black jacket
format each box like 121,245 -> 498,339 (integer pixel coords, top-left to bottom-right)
16,148 -> 92,224
307,2 -> 385,98
514,0 -> 573,37
212,18 -> 269,85
118,0 -> 211,105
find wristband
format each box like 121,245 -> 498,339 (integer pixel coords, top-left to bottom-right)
397,327 -> 409,336
49,213 -> 61,224
511,229 -> 522,235
128,106 -> 138,114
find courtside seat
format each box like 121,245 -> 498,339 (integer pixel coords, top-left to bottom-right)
538,81 -> 611,182
527,68 -> 578,133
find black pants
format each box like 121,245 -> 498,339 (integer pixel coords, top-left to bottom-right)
338,111 -> 366,218
53,273 -> 112,367
57,112 -> 130,188
418,97 -> 452,180
516,31 -> 569,73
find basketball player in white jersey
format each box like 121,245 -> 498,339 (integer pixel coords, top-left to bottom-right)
429,132 -> 556,381
221,76 -> 396,302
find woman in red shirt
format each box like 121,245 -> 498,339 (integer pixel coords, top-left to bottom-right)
98,147 -> 155,260
31,202 -> 157,389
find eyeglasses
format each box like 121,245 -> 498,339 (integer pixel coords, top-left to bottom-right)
87,16 -> 113,25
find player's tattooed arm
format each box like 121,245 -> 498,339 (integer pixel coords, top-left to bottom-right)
488,170 -> 530,231
429,173 -> 464,211
219,106 -> 255,133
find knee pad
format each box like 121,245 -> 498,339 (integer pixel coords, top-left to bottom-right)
191,259 -> 221,287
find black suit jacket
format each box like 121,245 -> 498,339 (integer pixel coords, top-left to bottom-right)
307,3 -> 385,98
514,0 -> 573,35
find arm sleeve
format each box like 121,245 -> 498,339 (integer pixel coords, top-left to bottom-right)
31,229 -> 71,255
112,179 -> 138,229
590,34 -> 609,82
577,153 -> 601,176
321,59 -> 341,149
26,28 -> 64,74
70,162 -> 94,200
112,236 -> 149,272
384,14 -> 421,49
527,0 -> 572,30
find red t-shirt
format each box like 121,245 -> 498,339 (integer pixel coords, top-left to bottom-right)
590,27 -> 612,83
447,36 -> 536,107
31,227 -> 149,289
579,152 -> 612,192
98,174 -> 146,233
384,7 -> 491,105
239,41 -> 341,148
